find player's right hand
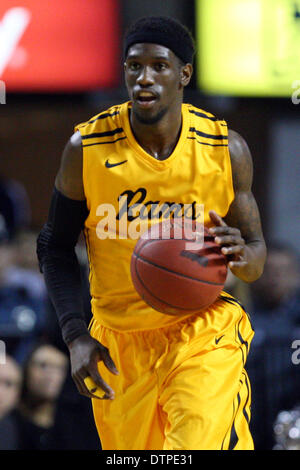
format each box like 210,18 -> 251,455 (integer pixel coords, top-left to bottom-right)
67,334 -> 119,400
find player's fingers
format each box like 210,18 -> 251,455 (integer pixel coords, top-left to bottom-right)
89,370 -> 115,399
215,235 -> 245,246
208,210 -> 227,227
100,348 -> 119,376
83,376 -> 110,400
228,260 -> 248,269
209,226 -> 240,236
77,370 -> 111,399
87,359 -> 115,398
221,245 -> 245,256
73,374 -> 93,398
72,366 -> 105,400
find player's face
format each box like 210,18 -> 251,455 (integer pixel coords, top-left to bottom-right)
124,43 -> 187,125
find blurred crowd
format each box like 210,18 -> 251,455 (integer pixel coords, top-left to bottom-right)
0,176 -> 100,450
1,175 -> 300,450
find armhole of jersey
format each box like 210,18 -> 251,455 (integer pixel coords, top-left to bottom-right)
221,120 -> 235,209
73,124 -> 90,211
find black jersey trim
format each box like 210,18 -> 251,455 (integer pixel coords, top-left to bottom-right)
228,393 -> 241,450
242,372 -> 251,424
86,111 -> 120,124
221,394 -> 239,450
187,137 -> 228,147
82,136 -> 127,148
220,294 -> 254,333
220,295 -> 249,364
220,294 -> 246,311
81,127 -> 124,140
189,127 -> 228,140
237,316 -> 249,353
188,109 -> 219,121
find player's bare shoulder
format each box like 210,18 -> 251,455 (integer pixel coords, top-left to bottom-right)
55,130 -> 85,200
228,129 -> 253,192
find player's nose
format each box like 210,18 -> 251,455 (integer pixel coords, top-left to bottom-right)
136,66 -> 154,86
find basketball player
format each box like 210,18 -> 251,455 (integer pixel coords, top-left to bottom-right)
37,17 -> 266,450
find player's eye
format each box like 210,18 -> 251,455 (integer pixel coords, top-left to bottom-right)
128,62 -> 141,71
154,62 -> 168,71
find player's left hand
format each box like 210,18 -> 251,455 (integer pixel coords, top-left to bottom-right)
208,210 -> 248,272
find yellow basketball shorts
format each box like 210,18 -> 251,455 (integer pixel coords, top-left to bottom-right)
90,294 -> 255,450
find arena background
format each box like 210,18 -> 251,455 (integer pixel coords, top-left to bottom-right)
0,0 -> 300,451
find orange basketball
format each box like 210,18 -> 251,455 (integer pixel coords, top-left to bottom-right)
130,219 -> 228,315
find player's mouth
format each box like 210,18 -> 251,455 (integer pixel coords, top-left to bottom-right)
134,91 -> 158,109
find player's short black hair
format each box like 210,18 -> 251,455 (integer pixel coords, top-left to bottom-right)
124,16 -> 195,65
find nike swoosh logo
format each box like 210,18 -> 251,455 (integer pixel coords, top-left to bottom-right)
215,335 -> 225,345
105,159 -> 127,168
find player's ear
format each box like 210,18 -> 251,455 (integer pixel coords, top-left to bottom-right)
180,63 -> 193,87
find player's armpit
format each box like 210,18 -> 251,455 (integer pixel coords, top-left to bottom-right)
55,130 -> 85,200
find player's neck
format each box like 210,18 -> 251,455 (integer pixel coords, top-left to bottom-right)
130,104 -> 182,160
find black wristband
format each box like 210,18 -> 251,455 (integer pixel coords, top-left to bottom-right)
62,318 -> 90,346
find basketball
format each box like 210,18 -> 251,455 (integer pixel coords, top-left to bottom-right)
130,219 -> 228,315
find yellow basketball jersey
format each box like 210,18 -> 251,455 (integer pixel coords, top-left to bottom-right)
74,101 -> 234,331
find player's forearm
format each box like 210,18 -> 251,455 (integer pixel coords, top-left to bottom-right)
39,245 -> 89,344
231,239 -> 266,283
37,187 -> 90,344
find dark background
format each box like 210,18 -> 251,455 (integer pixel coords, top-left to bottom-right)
1,0 -> 300,451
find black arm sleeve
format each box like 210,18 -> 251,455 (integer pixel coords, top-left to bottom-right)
37,187 -> 90,345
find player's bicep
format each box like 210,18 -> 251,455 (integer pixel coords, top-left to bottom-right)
225,129 -> 264,243
55,131 -> 85,200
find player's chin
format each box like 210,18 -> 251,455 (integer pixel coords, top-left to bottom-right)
132,103 -> 166,125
